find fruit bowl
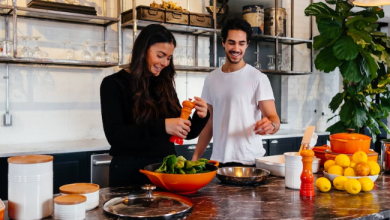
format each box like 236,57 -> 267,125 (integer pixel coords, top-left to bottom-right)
323,171 -> 378,183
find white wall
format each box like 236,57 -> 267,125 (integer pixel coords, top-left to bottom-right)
0,0 -> 340,145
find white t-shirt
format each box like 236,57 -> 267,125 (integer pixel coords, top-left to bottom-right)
201,64 -> 275,165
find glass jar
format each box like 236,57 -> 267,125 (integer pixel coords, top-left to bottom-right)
381,139 -> 390,173
3,40 -> 12,57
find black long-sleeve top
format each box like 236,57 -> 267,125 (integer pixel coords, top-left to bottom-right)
100,69 -> 210,158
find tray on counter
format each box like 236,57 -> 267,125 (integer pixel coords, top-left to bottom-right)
27,0 -> 97,15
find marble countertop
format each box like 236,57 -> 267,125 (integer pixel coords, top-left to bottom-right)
0,129 -> 329,157
4,171 -> 387,220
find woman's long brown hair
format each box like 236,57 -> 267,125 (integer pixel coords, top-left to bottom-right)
129,24 -> 181,124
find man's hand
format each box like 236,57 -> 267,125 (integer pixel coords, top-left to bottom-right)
254,117 -> 274,135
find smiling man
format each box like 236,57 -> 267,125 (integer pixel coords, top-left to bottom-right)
192,18 -> 280,167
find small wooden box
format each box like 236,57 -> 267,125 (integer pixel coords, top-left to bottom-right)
189,12 -> 212,28
122,6 -> 165,24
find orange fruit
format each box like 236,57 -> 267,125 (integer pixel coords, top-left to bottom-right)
354,162 -> 370,176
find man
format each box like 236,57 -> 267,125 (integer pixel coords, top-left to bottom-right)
192,18 -> 280,167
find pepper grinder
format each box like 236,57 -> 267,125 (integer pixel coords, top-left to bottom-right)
300,143 -> 315,197
169,99 -> 195,145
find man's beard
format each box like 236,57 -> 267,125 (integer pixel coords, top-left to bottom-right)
225,51 -> 242,64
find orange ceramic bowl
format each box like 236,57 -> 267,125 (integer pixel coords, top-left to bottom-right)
325,149 -> 378,162
140,160 -> 219,194
0,199 -> 4,220
313,145 -> 331,166
330,130 -> 371,154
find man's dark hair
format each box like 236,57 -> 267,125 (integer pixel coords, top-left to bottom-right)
221,18 -> 253,44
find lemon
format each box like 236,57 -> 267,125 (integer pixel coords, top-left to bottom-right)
315,177 -> 331,192
350,161 -> 356,168
335,154 -> 350,168
353,151 -> 368,163
367,161 -> 380,175
358,177 -> 374,192
344,179 -> 362,194
344,167 -> 356,177
333,176 -> 348,190
328,165 -> 344,175
324,160 -> 336,172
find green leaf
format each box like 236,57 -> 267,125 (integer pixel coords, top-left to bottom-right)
377,120 -> 390,134
375,43 -> 385,51
315,46 -> 344,73
326,121 -> 348,134
354,105 -> 368,128
355,20 -> 368,31
361,50 -> 379,79
371,31 -> 387,37
348,85 -> 358,96
339,99 -> 354,123
369,23 -> 379,31
327,115 -> 339,123
357,75 -> 371,91
318,19 -> 343,39
325,0 -> 337,4
346,16 -> 364,27
313,35 -> 331,50
380,97 -> 390,111
333,36 -> 360,60
340,59 -> 363,82
347,29 -> 372,43
329,92 -> 345,112
305,2 -> 341,20
336,2 -> 353,16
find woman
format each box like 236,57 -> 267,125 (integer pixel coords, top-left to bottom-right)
100,24 -> 210,187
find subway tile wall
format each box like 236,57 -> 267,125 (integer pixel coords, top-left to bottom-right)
0,0 -> 340,145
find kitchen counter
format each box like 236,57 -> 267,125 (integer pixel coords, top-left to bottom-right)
3,171 -> 388,220
0,130 -> 330,157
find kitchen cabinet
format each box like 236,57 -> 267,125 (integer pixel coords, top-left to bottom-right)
263,140 -> 270,156
175,144 -> 213,160
268,138 -> 295,156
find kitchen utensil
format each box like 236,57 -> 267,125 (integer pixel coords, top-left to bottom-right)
139,160 -> 219,194
329,128 -> 371,154
325,149 -> 378,162
216,167 -> 270,185
169,99 -> 195,145
298,126 -> 316,155
381,139 -> 390,173
323,171 -> 379,183
255,155 -> 320,176
8,155 -> 53,219
59,183 -> 99,210
0,199 -> 4,220
103,184 -> 193,219
300,143 -> 315,197
313,145 -> 331,166
54,195 -> 86,220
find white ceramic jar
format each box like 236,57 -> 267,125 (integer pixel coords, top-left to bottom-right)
284,152 -> 305,189
8,155 -> 54,219
54,195 -> 87,220
59,183 -> 99,211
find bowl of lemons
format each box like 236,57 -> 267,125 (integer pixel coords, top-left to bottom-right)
315,150 -> 380,194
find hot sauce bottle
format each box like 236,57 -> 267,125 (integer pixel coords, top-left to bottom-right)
169,99 -> 195,145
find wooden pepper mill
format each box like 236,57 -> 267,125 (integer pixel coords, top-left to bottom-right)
169,99 -> 195,145
300,143 -> 315,197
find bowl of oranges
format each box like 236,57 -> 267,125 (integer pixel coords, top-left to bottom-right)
315,150 -> 380,195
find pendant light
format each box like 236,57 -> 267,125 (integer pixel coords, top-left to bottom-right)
353,0 -> 390,6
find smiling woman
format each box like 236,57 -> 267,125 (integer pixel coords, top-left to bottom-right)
100,24 -> 210,187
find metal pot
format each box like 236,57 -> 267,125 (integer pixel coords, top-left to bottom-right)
216,167 -> 270,185
329,128 -> 371,154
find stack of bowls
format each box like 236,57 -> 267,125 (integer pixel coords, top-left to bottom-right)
59,183 -> 99,211
54,195 -> 86,220
328,129 -> 373,159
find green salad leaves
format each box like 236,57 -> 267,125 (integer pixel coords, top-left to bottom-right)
155,155 -> 210,174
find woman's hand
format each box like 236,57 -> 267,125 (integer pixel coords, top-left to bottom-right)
165,118 -> 191,138
193,96 -> 208,118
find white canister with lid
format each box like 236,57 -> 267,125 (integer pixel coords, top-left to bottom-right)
54,194 -> 86,220
8,155 -> 54,219
60,183 -> 99,211
284,152 -> 304,189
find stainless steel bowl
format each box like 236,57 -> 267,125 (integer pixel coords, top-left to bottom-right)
216,167 -> 270,186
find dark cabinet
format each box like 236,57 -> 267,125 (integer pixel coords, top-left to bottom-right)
0,157 -> 8,200
175,143 -> 213,160
262,140 -> 270,156
269,138 -> 295,156
317,135 -> 328,146
52,152 -> 89,194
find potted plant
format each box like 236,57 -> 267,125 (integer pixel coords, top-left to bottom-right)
305,0 -> 390,142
